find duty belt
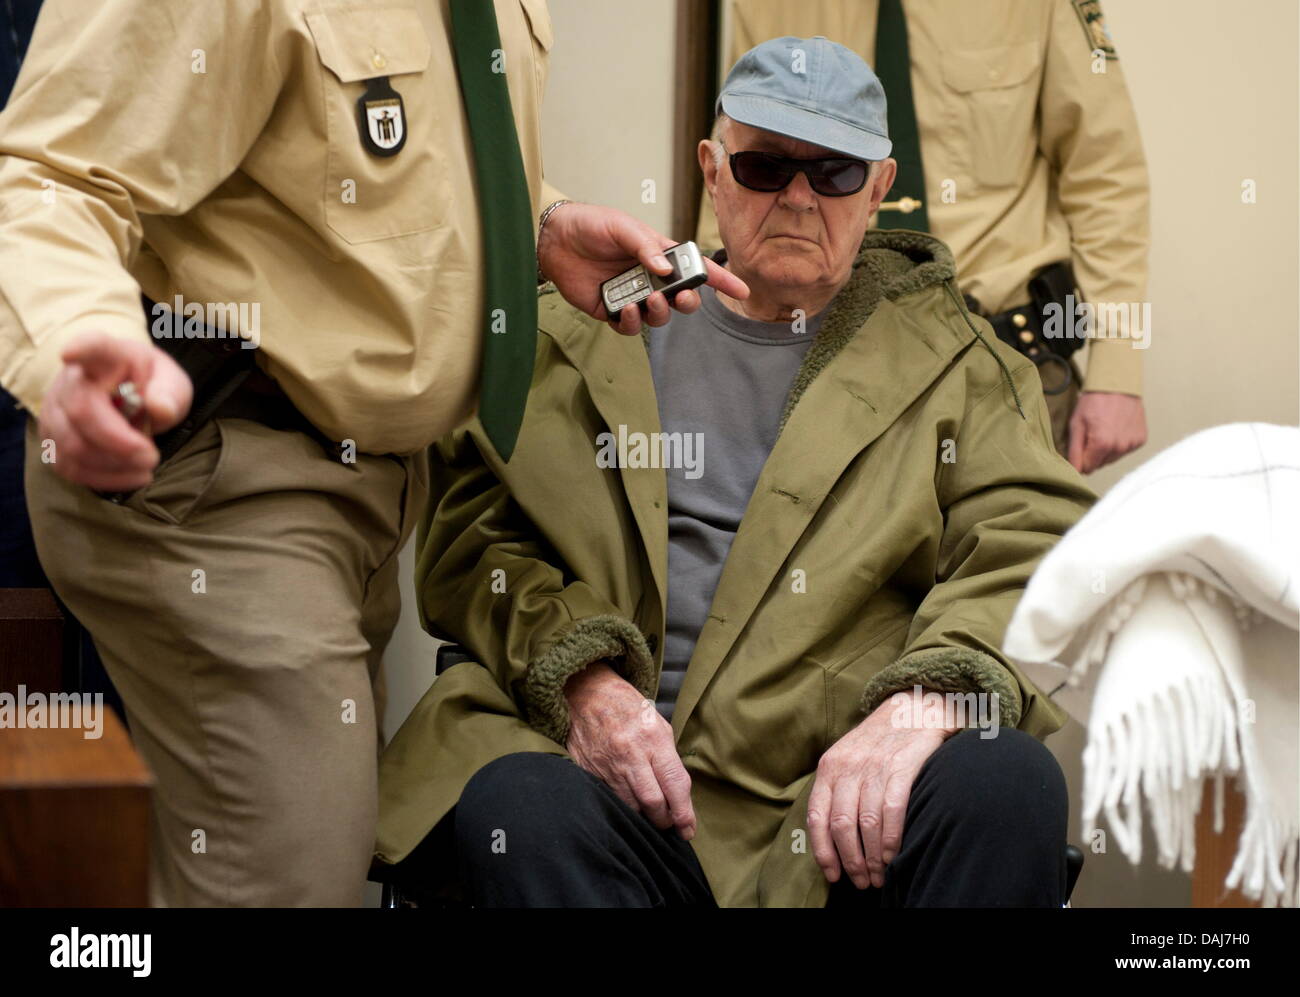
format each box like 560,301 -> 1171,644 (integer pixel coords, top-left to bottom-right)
99,298 -> 326,504
963,261 -> 1082,396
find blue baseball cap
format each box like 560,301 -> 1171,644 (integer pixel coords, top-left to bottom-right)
715,36 -> 892,161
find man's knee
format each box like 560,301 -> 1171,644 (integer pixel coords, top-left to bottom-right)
922,727 -> 1067,822
454,752 -> 590,859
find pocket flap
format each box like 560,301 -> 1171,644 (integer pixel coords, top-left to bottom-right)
940,40 -> 1040,93
519,0 -> 554,52
306,4 -> 431,83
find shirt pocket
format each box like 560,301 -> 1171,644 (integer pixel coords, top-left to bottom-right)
518,0 -> 554,101
939,40 -> 1042,191
305,3 -> 447,244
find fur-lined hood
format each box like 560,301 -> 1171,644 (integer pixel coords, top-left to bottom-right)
684,228 -> 1025,429
776,228 -> 1024,429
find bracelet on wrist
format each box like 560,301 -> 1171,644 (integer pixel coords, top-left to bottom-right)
536,198 -> 572,284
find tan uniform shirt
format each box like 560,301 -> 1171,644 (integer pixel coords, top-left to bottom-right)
0,0 -> 562,455
700,0 -> 1150,395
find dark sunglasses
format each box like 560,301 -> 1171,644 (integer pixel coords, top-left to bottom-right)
728,149 -> 870,197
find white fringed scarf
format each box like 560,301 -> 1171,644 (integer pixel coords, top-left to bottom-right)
1003,423 -> 1299,907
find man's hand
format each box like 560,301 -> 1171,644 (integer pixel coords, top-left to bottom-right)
808,689 -> 960,890
1067,391 -> 1147,475
563,660 -> 697,840
37,332 -> 193,491
536,201 -> 748,335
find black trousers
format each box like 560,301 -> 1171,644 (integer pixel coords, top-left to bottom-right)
448,727 -> 1068,908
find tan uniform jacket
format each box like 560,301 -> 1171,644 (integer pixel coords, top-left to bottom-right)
699,0 -> 1150,395
0,0 -> 562,455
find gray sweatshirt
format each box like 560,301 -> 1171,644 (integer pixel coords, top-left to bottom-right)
645,284 -> 824,721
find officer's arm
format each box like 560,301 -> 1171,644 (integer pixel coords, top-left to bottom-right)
0,0 -> 288,415
1037,0 -> 1150,396
860,361 -> 1096,738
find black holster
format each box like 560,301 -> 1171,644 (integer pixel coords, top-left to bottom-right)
99,297 -> 315,503
963,261 -> 1080,395
144,297 -> 258,466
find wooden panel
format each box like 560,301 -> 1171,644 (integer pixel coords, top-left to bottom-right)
1193,781 -> 1259,907
671,0 -> 721,240
0,588 -> 64,693
0,710 -> 152,907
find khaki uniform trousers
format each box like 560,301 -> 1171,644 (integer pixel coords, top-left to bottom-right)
24,412 -> 429,907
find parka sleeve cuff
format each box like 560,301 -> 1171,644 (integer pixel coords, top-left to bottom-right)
860,647 -> 1023,730
523,615 -> 658,745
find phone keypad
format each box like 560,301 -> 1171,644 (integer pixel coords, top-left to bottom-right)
603,266 -> 655,313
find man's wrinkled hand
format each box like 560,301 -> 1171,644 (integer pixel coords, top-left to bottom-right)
563,660 -> 697,840
37,332 -> 192,491
536,201 -> 748,336
807,689 -> 960,890
1067,390 -> 1147,474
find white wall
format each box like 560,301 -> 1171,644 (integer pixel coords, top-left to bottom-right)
538,0 -> 677,234
1091,0 -> 1299,495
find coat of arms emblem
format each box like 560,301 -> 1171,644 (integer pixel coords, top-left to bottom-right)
356,77 -> 407,157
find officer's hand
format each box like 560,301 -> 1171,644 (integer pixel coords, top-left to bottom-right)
536,201 -> 748,335
1067,391 -> 1147,474
808,689 -> 958,890
37,332 -> 193,491
563,660 -> 697,840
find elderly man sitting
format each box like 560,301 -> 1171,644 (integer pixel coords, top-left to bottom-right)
375,36 -> 1095,908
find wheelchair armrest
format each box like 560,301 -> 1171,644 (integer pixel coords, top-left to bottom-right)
1065,844 -> 1084,902
434,643 -> 475,676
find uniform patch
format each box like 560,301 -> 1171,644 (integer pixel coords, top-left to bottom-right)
356,76 -> 407,157
1071,0 -> 1117,59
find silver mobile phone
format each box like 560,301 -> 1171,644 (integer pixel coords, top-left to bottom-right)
600,241 -> 708,317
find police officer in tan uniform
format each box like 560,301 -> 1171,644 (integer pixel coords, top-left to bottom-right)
0,0 -> 744,906
699,0 -> 1150,473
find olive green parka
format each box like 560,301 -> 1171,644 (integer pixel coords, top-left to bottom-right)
376,230 -> 1095,906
